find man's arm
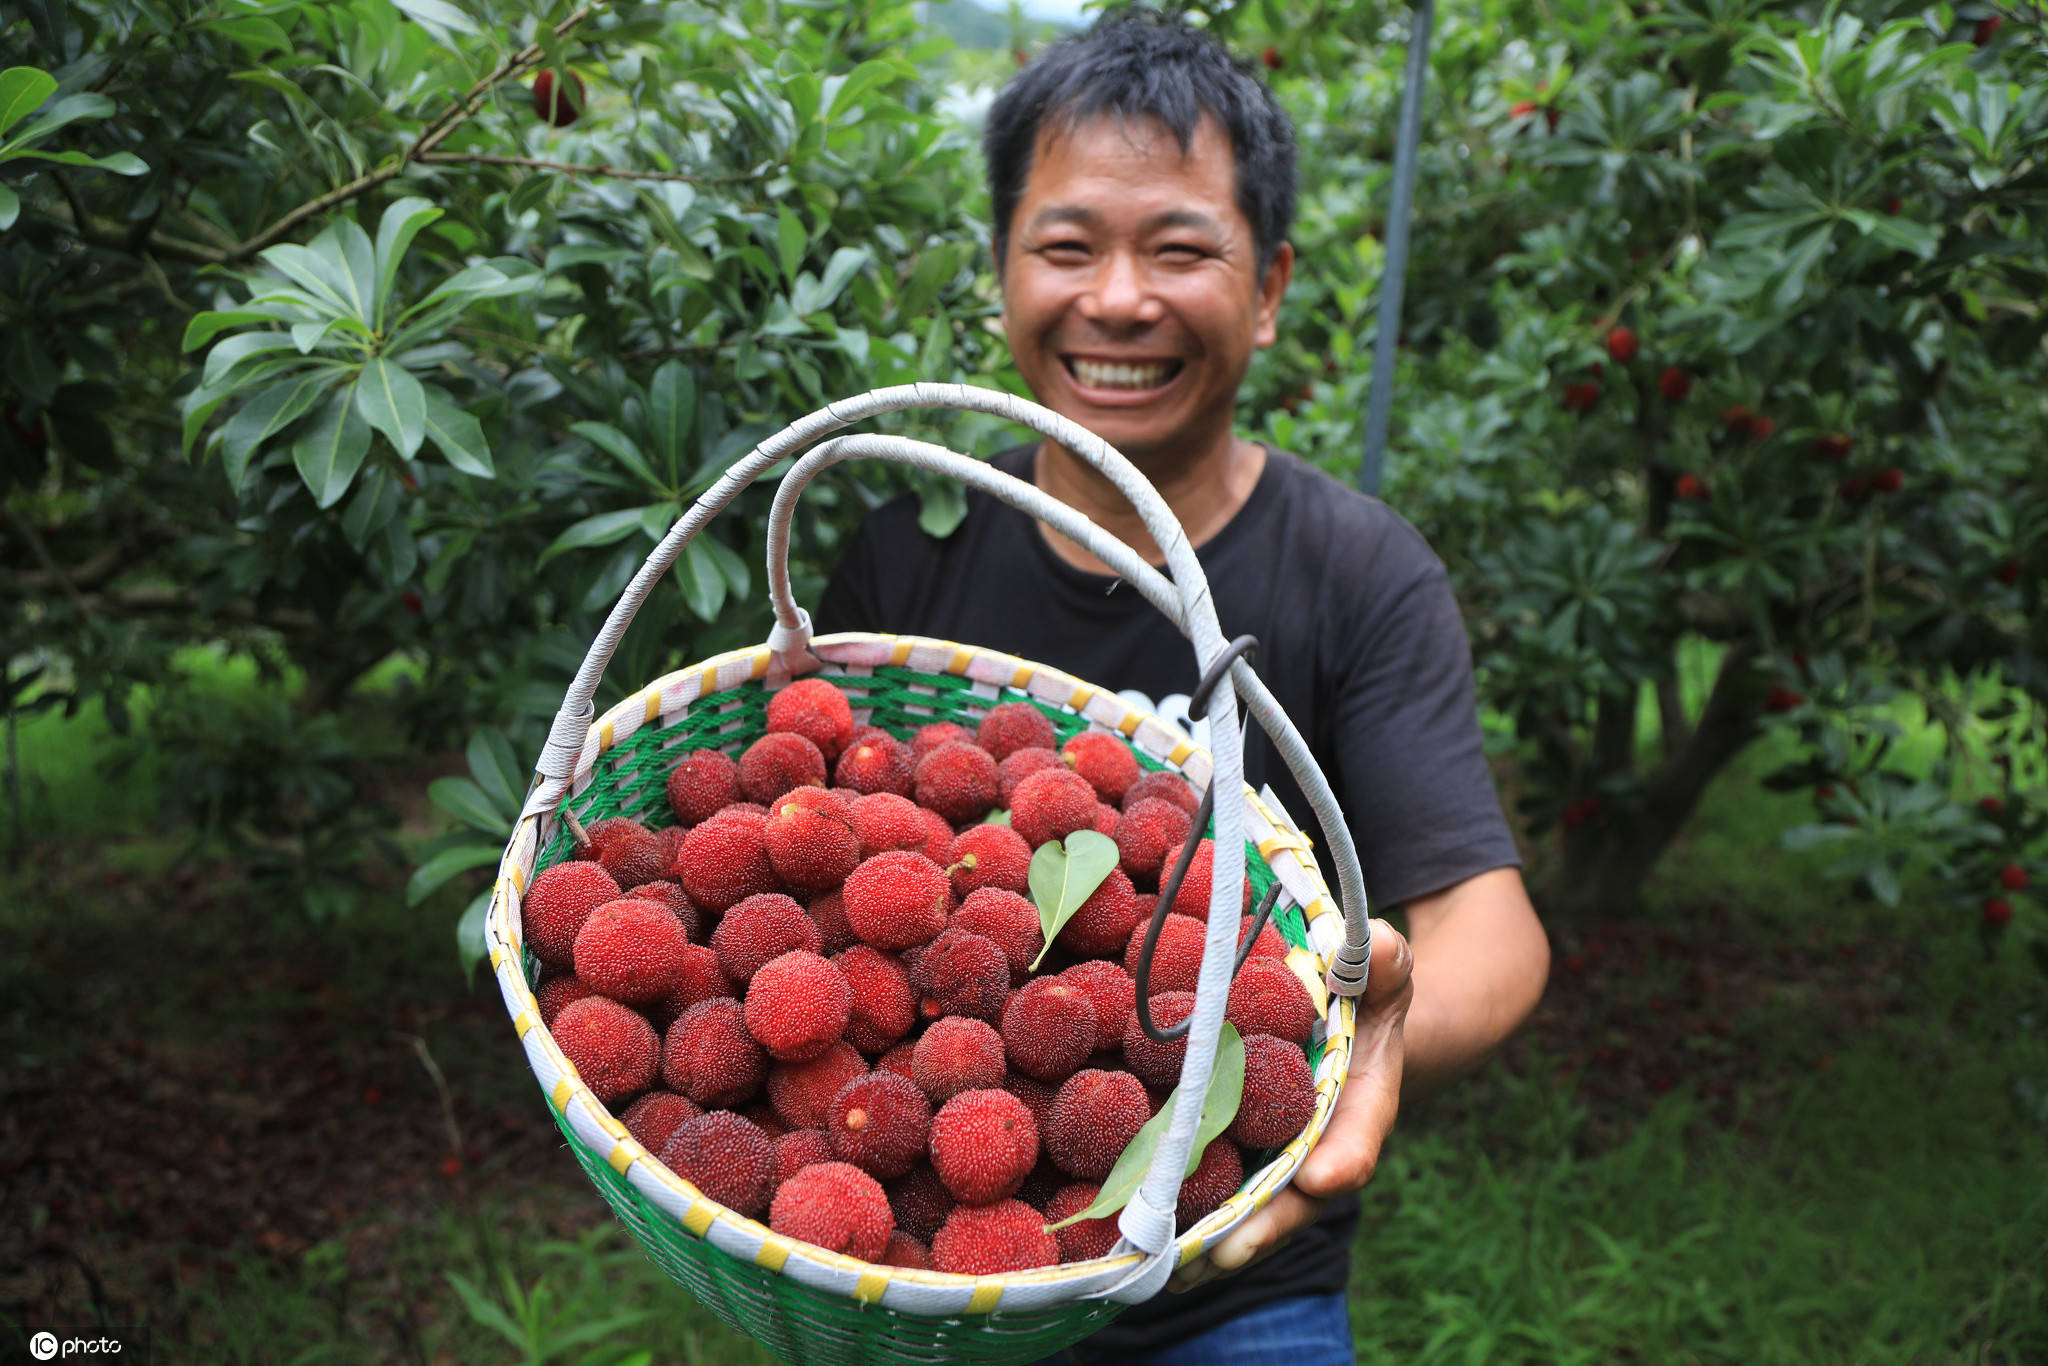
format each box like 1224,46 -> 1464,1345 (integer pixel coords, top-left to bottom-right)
1168,864 -> 1548,1290
1395,864 -> 1549,1098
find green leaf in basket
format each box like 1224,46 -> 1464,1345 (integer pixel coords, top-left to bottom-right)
1045,1023 -> 1246,1233
1027,828 -> 1119,970
409,843 -> 502,906
982,808 -> 1012,826
430,775 -> 514,835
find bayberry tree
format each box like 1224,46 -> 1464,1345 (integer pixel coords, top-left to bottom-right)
1216,1 -> 2046,927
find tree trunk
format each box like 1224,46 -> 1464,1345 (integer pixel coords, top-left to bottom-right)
1536,643 -> 1761,921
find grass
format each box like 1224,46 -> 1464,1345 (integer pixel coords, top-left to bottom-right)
5,644 -> 2046,1365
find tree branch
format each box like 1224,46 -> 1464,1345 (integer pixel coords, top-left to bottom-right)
413,151 -> 761,185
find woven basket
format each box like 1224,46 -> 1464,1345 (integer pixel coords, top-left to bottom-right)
482,385 -> 1374,1365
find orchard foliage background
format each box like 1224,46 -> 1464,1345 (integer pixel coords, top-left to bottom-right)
2,0 -> 2044,951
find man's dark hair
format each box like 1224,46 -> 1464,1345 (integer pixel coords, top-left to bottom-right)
981,6 -> 1298,280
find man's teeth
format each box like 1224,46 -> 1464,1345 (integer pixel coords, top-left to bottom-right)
1070,359 -> 1177,390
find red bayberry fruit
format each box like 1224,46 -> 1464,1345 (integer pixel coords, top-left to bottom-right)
1979,795 -> 2006,813
1561,381 -> 1602,414
1720,404 -> 1753,435
1872,466 -> 1903,494
1884,195 -> 1903,215
1509,99 -> 1538,117
1749,415 -> 1777,440
1998,864 -> 2029,892
1811,432 -> 1854,460
1657,366 -> 1691,402
1674,473 -> 1709,502
1605,327 -> 1638,363
1996,559 -> 2020,586
1261,45 -> 1282,70
1982,897 -> 2013,927
1763,686 -> 1805,713
1974,15 -> 2002,45
532,69 -> 586,127
402,590 -> 424,615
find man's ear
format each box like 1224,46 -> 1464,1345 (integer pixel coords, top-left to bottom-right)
1253,241 -> 1294,350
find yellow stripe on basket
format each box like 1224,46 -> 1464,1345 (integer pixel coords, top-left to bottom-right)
1176,1235 -> 1206,1267
513,1011 -> 539,1039
698,659 -> 722,694
1301,895 -> 1336,923
888,639 -> 916,667
852,1269 -> 891,1304
550,1077 -> 577,1111
1116,711 -> 1142,736
947,647 -> 975,676
508,865 -> 527,895
749,647 -> 771,679
606,1143 -> 636,1176
598,717 -> 615,752
1167,739 -> 1196,767
1011,661 -> 1035,690
489,946 -> 506,971
754,1237 -> 792,1272
1068,685 -> 1095,712
1286,947 -> 1330,1020
643,690 -> 662,726
681,1198 -> 717,1237
967,1282 -> 1004,1313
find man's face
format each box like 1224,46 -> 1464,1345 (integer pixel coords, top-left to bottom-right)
998,112 -> 1291,471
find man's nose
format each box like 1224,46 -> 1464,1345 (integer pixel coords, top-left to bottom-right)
1080,250 -> 1161,324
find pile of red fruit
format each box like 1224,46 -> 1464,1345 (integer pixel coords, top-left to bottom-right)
520,680 -> 1320,1275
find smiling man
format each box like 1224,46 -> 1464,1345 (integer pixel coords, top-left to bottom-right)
816,7 -> 1550,1363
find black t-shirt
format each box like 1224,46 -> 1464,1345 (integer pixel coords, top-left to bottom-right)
816,441 -> 1520,1354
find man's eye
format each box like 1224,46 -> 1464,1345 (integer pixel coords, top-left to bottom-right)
1162,244 -> 1206,258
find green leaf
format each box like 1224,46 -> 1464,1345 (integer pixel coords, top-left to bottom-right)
539,507 -> 652,566
676,537 -> 728,622
423,391 -> 492,477
321,216 -> 378,326
467,729 -> 526,818
0,184 -> 17,231
917,481 -> 966,538
1027,828 -> 1121,968
220,371 -> 333,490
826,58 -> 900,122
342,466 -> 400,552
430,776 -> 513,835
409,844 -> 502,906
646,360 -> 694,481
570,421 -> 659,486
258,242 -> 356,318
10,147 -> 145,174
0,67 -> 57,137
775,205 -> 807,284
355,357 -> 427,458
455,890 -> 494,987
391,0 -> 481,41
1046,1024 -> 1247,1232
202,331 -> 302,387
371,197 -> 443,331
701,533 -> 749,601
292,386 -> 373,508
1,93 -> 115,154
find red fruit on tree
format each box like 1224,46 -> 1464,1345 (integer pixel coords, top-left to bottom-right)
1748,415 -> 1777,440
1979,795 -> 2006,813
1998,864 -> 2029,892
1973,15 -> 2002,46
532,69 -> 586,127
1013,48 -> 1029,67
1811,432 -> 1853,460
1657,366 -> 1691,402
1261,45 -> 1282,71
1982,897 -> 2013,928
1872,467 -> 1903,494
402,590 -> 424,615
1763,686 -> 1805,713
1883,196 -> 1903,215
1544,107 -> 1560,132
1509,99 -> 1539,117
1995,558 -> 2020,585
1561,381 -> 1602,414
1605,326 -> 1639,363
1674,473 -> 1709,502
1719,404 -> 1753,435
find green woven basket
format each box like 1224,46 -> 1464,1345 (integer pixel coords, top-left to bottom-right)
483,385 -> 1373,1365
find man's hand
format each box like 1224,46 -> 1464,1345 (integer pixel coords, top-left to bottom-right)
1166,917 -> 1414,1292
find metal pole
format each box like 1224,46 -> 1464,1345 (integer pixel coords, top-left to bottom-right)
1358,0 -> 1435,497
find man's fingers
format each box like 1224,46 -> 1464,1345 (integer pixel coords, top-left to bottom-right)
1363,915 -> 1414,1004
1168,1187 -> 1324,1292
1294,920 -> 1410,1198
